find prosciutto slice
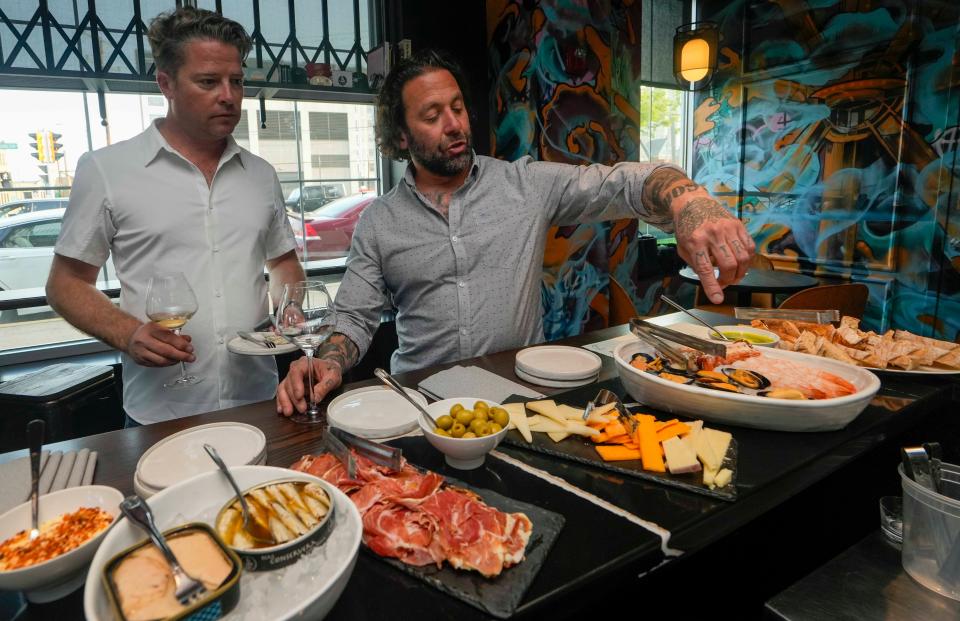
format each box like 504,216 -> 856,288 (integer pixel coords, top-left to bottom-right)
291,451 -> 532,577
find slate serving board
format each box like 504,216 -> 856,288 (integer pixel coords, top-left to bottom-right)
500,380 -> 738,501
352,464 -> 565,618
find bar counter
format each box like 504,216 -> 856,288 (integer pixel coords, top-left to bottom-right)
3,310 -> 955,619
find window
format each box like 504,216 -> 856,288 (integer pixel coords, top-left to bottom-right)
308,112 -> 349,140
146,96 -> 166,106
257,110 -> 297,141
636,85 -> 688,242
312,154 -> 351,169
2,221 -> 61,248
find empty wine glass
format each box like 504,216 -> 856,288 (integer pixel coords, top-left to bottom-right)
276,280 -> 336,424
145,272 -> 202,388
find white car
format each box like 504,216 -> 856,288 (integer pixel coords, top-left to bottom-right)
0,209 -> 117,319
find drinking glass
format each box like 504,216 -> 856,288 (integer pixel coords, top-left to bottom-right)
276,280 -> 336,424
145,272 -> 202,388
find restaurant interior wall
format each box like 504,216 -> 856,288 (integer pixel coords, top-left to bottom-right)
694,0 -> 960,341
487,0 -> 689,340
0,0 -> 383,360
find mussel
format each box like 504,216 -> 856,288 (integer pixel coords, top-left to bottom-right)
696,370 -> 727,383
721,368 -> 771,390
758,388 -> 806,400
659,372 -> 695,385
663,361 -> 693,376
695,379 -> 741,393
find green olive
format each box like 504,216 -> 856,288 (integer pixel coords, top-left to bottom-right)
449,423 -> 466,438
462,432 -> 477,439
449,403 -> 465,415
436,415 -> 454,430
433,427 -> 450,436
490,407 -> 509,427
474,401 -> 489,411
478,424 -> 492,437
455,409 -> 475,425
474,409 -> 489,423
469,419 -> 486,435
488,422 -> 503,434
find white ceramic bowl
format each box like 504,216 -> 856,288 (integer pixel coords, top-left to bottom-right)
707,324 -> 781,348
614,340 -> 880,432
0,486 -> 123,602
85,466 -> 363,621
420,398 -> 509,469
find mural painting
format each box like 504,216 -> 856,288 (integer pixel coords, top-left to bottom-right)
696,0 -> 960,339
487,0 -> 679,340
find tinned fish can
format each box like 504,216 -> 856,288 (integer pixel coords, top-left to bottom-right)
102,522 -> 242,621
214,477 -> 337,572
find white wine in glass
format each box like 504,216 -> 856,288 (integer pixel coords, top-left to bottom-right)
277,280 -> 336,424
146,272 -> 202,388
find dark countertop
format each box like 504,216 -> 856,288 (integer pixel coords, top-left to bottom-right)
3,310 -> 955,619
764,531 -> 960,621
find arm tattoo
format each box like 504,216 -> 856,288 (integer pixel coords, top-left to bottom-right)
316,333 -> 360,372
642,168 -> 702,220
676,197 -> 735,239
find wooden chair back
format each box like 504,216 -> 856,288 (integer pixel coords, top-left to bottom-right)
777,283 -> 869,319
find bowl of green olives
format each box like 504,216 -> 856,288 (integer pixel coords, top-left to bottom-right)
419,398 -> 510,470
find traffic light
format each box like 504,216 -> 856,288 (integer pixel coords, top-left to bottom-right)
28,130 -> 47,162
50,132 -> 63,161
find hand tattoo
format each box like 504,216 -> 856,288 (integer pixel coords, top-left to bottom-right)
642,168 -> 702,221
675,197 -> 735,239
316,333 -> 360,372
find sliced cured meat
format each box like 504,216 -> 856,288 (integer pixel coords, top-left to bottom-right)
362,503 -> 443,567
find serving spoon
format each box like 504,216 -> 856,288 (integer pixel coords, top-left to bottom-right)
203,443 -> 272,545
660,294 -> 732,341
373,368 -> 441,428
27,419 -> 44,541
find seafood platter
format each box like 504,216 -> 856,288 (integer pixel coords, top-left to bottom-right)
613,319 -> 880,432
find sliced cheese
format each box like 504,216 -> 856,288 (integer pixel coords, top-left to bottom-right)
693,431 -> 722,471
714,468 -> 733,489
557,404 -> 585,420
546,431 -> 570,443
662,437 -> 702,474
703,465 -> 718,487
502,403 -> 532,443
526,400 -> 567,425
704,428 -> 732,464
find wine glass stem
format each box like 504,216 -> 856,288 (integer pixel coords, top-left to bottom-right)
305,350 -> 318,415
174,328 -> 188,380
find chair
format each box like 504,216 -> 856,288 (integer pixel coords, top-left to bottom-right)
777,283 -> 869,319
694,253 -> 775,315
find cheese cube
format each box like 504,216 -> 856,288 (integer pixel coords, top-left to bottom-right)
662,437 -> 702,474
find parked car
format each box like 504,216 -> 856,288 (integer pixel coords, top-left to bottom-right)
285,183 -> 346,214
288,193 -> 377,259
0,209 -> 117,320
0,198 -> 69,219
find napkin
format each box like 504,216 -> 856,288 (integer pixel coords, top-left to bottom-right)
0,449 -> 99,514
581,334 -> 637,358
418,365 -> 546,404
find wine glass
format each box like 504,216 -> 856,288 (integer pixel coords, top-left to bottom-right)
145,272 -> 202,388
276,280 -> 336,424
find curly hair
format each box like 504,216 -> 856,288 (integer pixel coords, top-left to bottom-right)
375,49 -> 472,161
147,6 -> 252,76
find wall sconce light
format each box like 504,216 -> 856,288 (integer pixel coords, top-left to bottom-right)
673,22 -> 718,90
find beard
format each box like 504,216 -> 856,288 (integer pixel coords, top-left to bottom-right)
407,130 -> 473,177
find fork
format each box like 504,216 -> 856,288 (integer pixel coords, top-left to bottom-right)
119,495 -> 208,607
238,330 -> 276,348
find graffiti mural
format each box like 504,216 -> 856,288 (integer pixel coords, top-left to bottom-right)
696,0 -> 960,340
487,0 -> 677,340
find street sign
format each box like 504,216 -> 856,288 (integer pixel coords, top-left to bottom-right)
0,141 -> 16,149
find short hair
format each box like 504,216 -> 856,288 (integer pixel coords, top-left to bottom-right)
375,49 -> 472,161
147,6 -> 252,76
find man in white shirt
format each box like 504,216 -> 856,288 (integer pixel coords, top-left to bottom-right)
47,7 -> 304,425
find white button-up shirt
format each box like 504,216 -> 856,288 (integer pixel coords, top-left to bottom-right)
55,121 -> 296,424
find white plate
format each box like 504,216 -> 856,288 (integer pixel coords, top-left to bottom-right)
227,333 -> 298,356
515,345 -> 602,380
136,422 -> 267,490
84,466 -> 362,621
327,385 -> 427,439
614,340 -> 880,432
514,366 -> 598,388
134,450 -> 267,498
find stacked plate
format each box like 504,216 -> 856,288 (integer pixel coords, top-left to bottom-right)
133,422 -> 267,498
514,345 -> 602,388
327,385 -> 428,439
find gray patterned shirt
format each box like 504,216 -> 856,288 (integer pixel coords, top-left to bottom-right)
334,154 -> 676,373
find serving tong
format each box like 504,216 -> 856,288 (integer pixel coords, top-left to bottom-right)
901,443 -> 960,583
582,389 -> 636,439
325,427 -> 403,474
629,318 -> 728,360
734,307 -> 840,324
119,495 -> 208,607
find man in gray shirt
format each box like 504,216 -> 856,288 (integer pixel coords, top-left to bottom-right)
276,50 -> 754,415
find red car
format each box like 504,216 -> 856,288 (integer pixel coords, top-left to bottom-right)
288,192 -> 377,260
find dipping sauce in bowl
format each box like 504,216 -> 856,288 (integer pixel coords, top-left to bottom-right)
707,325 -> 780,348
0,506 -> 113,571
